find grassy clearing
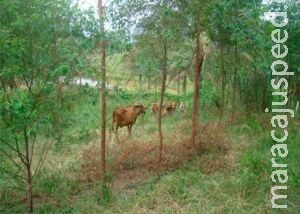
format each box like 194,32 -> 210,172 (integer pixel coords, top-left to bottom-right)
105,53 -> 193,94
0,90 -> 299,213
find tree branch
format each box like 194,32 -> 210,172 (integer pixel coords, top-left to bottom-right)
0,137 -> 25,158
0,168 -> 26,181
32,138 -> 54,183
0,148 -> 23,171
14,136 -> 27,166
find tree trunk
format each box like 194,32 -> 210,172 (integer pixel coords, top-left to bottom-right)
56,76 -> 62,145
26,169 -> 33,213
24,127 -> 33,213
218,41 -> 225,127
182,74 -> 187,94
155,79 -> 157,102
139,74 -> 142,91
177,74 -> 180,95
157,40 -> 167,164
231,45 -> 237,124
191,13 -> 201,145
287,68 -> 291,110
98,0 -> 106,183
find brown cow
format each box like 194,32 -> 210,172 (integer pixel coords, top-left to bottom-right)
110,104 -> 146,140
163,101 -> 176,116
150,103 -> 164,114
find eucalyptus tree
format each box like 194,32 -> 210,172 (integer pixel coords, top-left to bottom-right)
206,1 -> 238,125
98,0 -> 107,183
168,42 -> 194,94
204,0 -> 270,123
0,0 -> 99,212
168,0 -> 214,143
125,46 -> 162,92
262,0 -> 300,112
279,0 -> 300,110
183,0 -> 207,144
136,0 -> 187,163
108,0 -> 186,163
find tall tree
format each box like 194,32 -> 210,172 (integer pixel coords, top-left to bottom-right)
108,0 -> 186,163
191,10 -> 201,145
98,0 -> 107,183
0,0 -> 99,212
204,0 -> 268,121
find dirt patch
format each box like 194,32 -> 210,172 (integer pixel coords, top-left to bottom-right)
80,122 -> 231,189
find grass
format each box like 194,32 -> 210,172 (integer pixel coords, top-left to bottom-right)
1,88 -> 299,213
105,52 -> 194,94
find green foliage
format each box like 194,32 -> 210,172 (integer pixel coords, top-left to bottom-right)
236,119 -> 300,211
97,183 -> 112,205
1,0 -> 299,212
36,170 -> 82,198
63,97 -> 100,144
1,86 -> 299,213
238,137 -> 270,196
0,0 -> 102,212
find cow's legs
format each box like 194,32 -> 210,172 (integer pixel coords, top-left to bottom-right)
115,125 -> 119,141
128,125 -> 132,138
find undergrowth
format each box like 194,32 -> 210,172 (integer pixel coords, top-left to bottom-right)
1,93 -> 299,213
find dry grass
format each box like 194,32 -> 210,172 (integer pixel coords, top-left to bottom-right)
80,122 -> 231,189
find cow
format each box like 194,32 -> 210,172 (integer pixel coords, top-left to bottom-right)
110,104 -> 146,140
163,101 -> 176,116
150,103 -> 164,115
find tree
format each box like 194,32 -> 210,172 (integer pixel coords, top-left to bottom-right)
0,0 -> 99,212
98,0 -> 107,183
283,0 -> 300,110
108,0 -> 186,164
204,0 -> 271,123
177,0 -> 211,143
191,7 -> 201,145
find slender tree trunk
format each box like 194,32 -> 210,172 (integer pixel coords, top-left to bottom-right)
56,76 -> 62,145
98,0 -> 106,183
218,41 -> 225,127
287,62 -> 291,109
198,57 -> 204,110
139,74 -> 142,91
191,14 -> 201,145
177,73 -> 180,95
253,67 -> 257,112
155,79 -> 157,102
182,74 -> 187,94
24,127 -> 33,213
231,45 -> 237,124
249,95 -> 253,116
26,166 -> 33,213
157,40 -> 167,164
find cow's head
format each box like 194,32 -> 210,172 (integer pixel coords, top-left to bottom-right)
134,104 -> 147,115
169,101 -> 176,110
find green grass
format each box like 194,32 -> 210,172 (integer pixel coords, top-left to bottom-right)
1,88 -> 299,213
105,52 -> 194,94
